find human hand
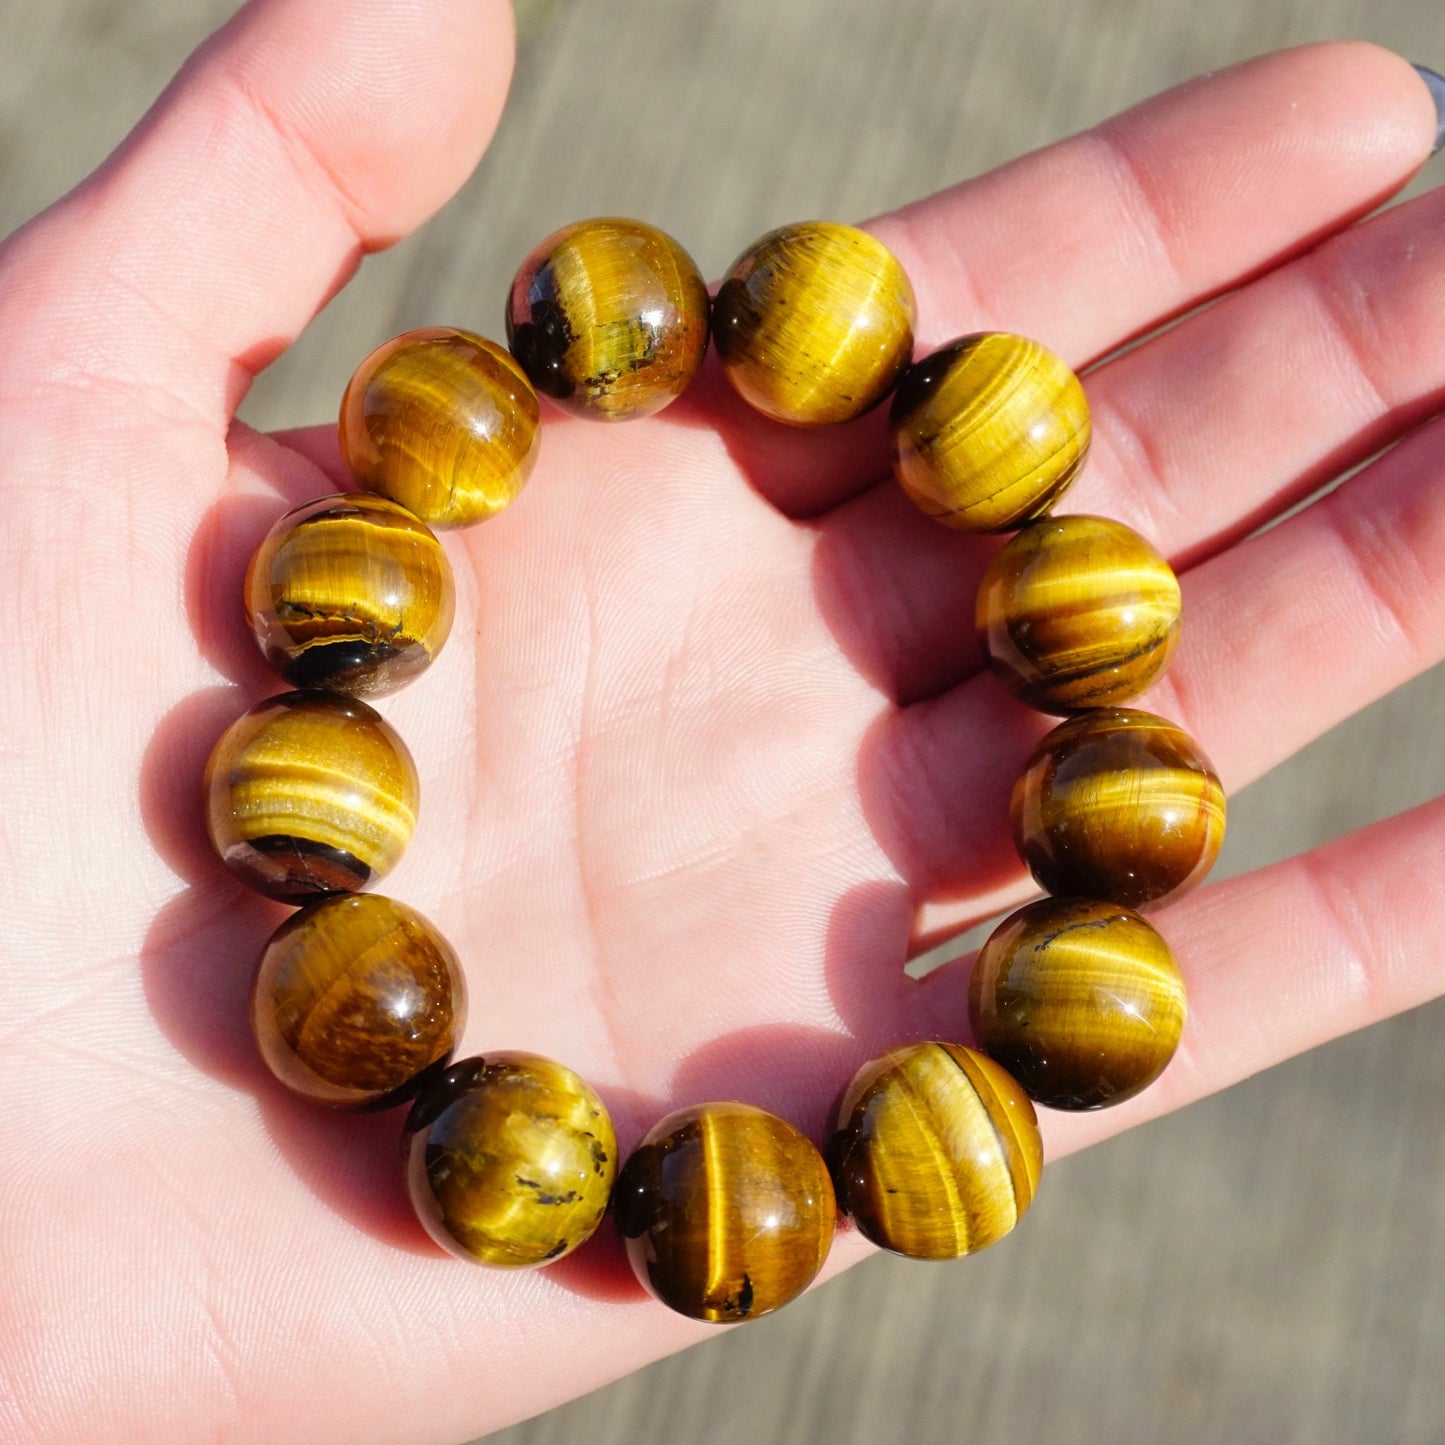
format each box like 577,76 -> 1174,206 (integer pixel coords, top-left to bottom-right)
0,1 -> 1441,1441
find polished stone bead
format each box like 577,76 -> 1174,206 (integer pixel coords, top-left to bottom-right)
245,493 -> 455,697
969,898 -> 1186,1109
826,1042 -> 1042,1260
403,1053 -> 616,1268
506,217 -> 709,421
711,221 -> 915,427
1011,707 -> 1226,908
976,515 -> 1181,713
614,1102 -> 835,1322
891,332 -> 1090,531
340,327 -> 540,528
252,893 -> 466,1109
203,690 -> 419,902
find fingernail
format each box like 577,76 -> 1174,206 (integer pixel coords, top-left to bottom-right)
1413,63 -> 1445,155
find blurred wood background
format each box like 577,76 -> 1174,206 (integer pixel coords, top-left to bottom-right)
2,1 -> 1442,1441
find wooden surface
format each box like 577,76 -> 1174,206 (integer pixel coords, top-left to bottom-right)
2,1 -> 1443,1441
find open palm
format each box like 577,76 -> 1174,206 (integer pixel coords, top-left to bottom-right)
1,2 -> 1442,1442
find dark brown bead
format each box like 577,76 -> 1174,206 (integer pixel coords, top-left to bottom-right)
969,898 -> 1186,1109
203,690 -> 419,902
827,1042 -> 1042,1260
976,515 -> 1181,713
244,493 -> 454,697
1010,708 -> 1226,908
891,332 -> 1090,531
252,894 -> 466,1109
404,1053 -> 616,1268
340,327 -> 540,528
712,221 -> 915,427
614,1102 -> 835,1323
506,217 -> 709,420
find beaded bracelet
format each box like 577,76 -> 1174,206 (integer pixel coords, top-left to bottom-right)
201,215 -> 1225,1323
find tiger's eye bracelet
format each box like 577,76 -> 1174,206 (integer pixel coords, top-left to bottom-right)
203,215 -> 1224,1323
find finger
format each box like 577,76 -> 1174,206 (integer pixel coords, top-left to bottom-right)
815,173 -> 1445,705
0,0 -> 513,423
706,42 -> 1436,517
859,404 -> 1445,905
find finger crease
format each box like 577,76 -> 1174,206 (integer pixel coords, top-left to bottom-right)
1294,848 -> 1383,1017
881,207 -> 995,337
1090,387 -> 1186,543
1315,487 -> 1422,658
1299,247 -> 1396,422
1093,126 -> 1190,293
222,67 -> 370,255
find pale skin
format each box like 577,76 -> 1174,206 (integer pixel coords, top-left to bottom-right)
0,1 -> 1441,1440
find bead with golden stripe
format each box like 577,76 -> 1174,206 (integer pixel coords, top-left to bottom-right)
245,493 -> 455,697
404,1053 -> 616,1268
976,515 -> 1181,713
506,217 -> 710,420
252,894 -> 466,1109
1011,707 -> 1226,908
340,327 -> 540,528
614,1102 -> 835,1322
969,898 -> 1186,1109
891,332 -> 1090,532
711,220 -> 915,426
204,690 -> 420,902
827,1042 -> 1042,1259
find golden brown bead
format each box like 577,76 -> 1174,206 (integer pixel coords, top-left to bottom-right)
969,898 -> 1186,1110
244,493 -> 455,697
614,1102 -> 835,1322
204,690 -> 420,902
976,514 -> 1181,713
506,217 -> 709,420
340,327 -> 540,528
826,1042 -> 1042,1260
252,894 -> 466,1109
403,1053 -> 616,1268
1011,707 -> 1226,908
711,220 -> 915,427
891,332 -> 1090,531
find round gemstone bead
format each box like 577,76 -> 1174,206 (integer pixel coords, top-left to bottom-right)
1011,707 -> 1226,908
969,897 -> 1186,1109
403,1053 -> 616,1268
245,493 -> 454,697
252,893 -> 466,1109
827,1042 -> 1042,1260
506,217 -> 710,420
976,514 -> 1181,713
203,690 -> 420,902
891,332 -> 1090,531
340,327 -> 540,528
614,1102 -> 835,1322
711,220 -> 915,427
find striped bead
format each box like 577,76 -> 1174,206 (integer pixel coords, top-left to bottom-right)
969,898 -> 1187,1110
1011,707 -> 1226,908
252,894 -> 465,1109
340,327 -> 540,528
245,493 -> 454,697
827,1042 -> 1042,1259
614,1102 -> 835,1322
891,332 -> 1090,532
404,1053 -> 616,1269
712,221 -> 916,427
204,690 -> 420,902
976,515 -> 1181,714
506,217 -> 710,420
